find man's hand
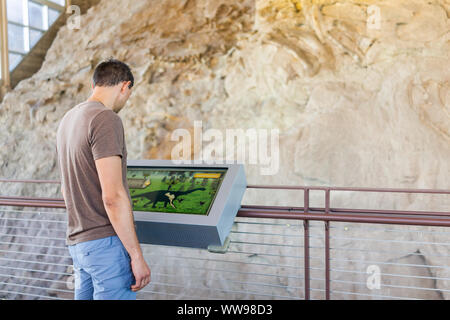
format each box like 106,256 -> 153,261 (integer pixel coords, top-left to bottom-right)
130,255 -> 151,292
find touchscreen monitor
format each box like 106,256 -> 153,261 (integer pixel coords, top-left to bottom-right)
127,167 -> 227,216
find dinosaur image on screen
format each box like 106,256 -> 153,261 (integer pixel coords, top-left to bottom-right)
127,167 -> 227,215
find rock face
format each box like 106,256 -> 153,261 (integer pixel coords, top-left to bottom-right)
0,0 -> 449,299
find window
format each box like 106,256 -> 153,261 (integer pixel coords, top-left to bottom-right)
29,28 -> 43,48
5,0 -> 65,71
28,1 -> 47,30
6,0 -> 24,25
9,52 -> 24,70
48,0 -> 65,6
7,23 -> 27,54
48,7 -> 59,26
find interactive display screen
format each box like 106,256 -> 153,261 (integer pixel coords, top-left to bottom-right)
127,167 -> 227,216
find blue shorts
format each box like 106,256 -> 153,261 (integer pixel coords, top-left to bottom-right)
68,235 -> 136,300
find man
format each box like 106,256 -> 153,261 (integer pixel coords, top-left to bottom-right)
56,59 -> 151,300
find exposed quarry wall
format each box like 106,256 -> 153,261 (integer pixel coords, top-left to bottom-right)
0,0 -> 449,299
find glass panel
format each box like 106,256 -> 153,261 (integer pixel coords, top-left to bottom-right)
7,0 -> 24,24
28,1 -> 45,30
48,7 -> 60,26
29,29 -> 43,48
8,23 -> 27,53
9,53 -> 24,71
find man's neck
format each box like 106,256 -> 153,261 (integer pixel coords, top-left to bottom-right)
88,96 -> 105,107
87,89 -> 114,111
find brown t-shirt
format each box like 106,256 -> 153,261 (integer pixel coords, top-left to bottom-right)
56,101 -> 132,245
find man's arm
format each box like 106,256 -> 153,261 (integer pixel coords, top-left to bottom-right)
95,155 -> 151,292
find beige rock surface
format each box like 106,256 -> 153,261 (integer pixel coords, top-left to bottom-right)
0,0 -> 449,299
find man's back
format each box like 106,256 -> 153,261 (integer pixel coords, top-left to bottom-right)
56,100 -> 129,245
56,59 -> 150,300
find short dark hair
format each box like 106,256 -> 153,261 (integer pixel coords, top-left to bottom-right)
93,58 -> 134,89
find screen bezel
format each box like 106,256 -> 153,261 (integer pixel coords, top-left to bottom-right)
127,160 -> 242,228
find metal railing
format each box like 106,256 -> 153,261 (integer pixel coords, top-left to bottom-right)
0,180 -> 449,300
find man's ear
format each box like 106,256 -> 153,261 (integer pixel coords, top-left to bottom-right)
121,81 -> 131,92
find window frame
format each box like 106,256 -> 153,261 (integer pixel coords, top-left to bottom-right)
1,0 -> 66,80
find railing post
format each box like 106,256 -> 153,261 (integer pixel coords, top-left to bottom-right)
304,187 -> 310,300
325,188 -> 331,300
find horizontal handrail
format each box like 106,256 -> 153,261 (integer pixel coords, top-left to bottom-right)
242,204 -> 450,218
0,197 -> 66,209
247,184 -> 450,194
237,208 -> 450,227
1,197 -> 450,227
0,179 -> 61,184
1,179 -> 450,194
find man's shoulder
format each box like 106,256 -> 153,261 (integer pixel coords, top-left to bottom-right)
78,101 -> 109,116
58,102 -> 122,135
91,108 -> 122,126
64,101 -> 115,121
89,107 -> 124,136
